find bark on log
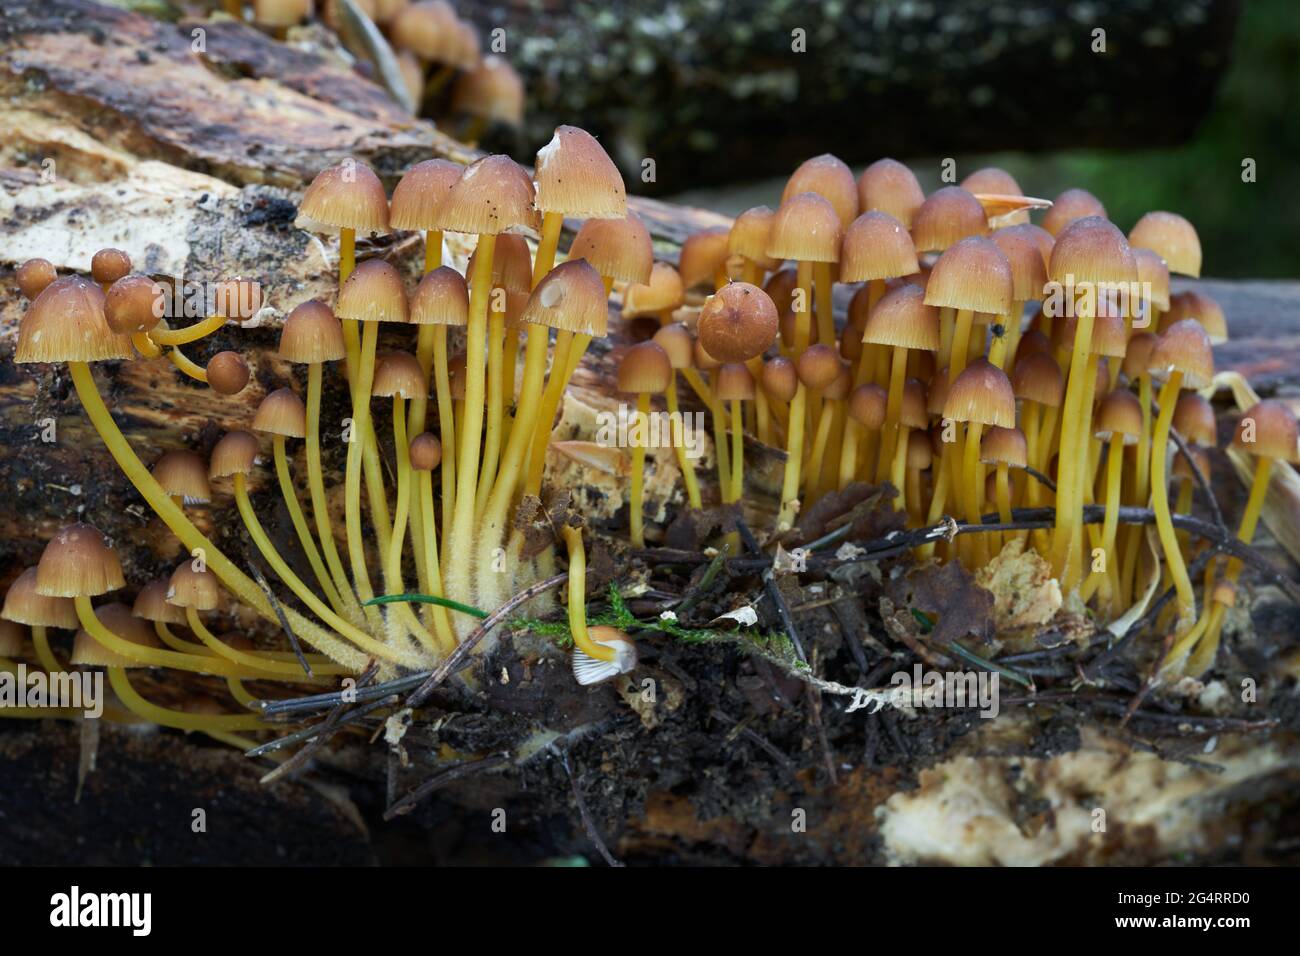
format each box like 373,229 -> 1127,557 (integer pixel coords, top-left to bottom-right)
1,0 -> 1298,867
456,0 -> 1241,192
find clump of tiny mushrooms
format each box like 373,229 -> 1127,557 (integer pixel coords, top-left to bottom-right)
4,135 -> 1278,748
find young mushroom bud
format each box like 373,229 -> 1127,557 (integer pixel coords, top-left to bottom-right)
410,432 -> 443,472
207,351 -> 250,395
104,274 -> 163,335
152,450 -> 212,504
91,248 -> 132,287
697,282 -> 779,363
16,258 -> 57,300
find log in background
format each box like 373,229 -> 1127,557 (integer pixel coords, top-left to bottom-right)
0,0 -> 1298,866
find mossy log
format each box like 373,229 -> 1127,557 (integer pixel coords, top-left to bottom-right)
1,0 -> 1298,867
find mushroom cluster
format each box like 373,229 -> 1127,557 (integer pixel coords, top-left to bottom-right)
3,139 -> 1281,748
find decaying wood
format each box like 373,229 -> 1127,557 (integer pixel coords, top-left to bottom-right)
1,0 -> 1298,867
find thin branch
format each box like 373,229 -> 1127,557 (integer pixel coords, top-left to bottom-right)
245,551 -> 313,677
406,573 -> 569,709
384,752 -> 510,820
259,662 -> 380,784
734,514 -> 806,663
560,749 -> 624,867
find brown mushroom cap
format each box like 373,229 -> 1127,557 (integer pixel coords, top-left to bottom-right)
212,277 -> 263,322
840,211 -> 919,284
390,158 -> 463,233
796,343 -> 842,391
1011,352 -> 1064,408
961,166 -> 1024,199
1232,400 -> 1299,461
911,187 -> 989,253
678,228 -> 733,290
295,159 -> 390,236
782,154 -> 859,228
336,260 -> 410,324
651,323 -> 694,370
534,125 -> 626,219
16,276 -> 133,364
132,579 -> 186,625
857,158 -> 925,228
253,388 -> 308,439
849,383 -> 888,429
924,236 -> 1014,315
391,1 -> 461,63
1041,188 -> 1106,237
409,432 -> 443,471
926,366 -> 950,417
991,225 -> 1049,302
280,300 -> 347,362
569,214 -> 654,285
209,430 -> 261,479
697,282 -> 779,363
1095,390 -> 1144,443
104,274 -> 163,334
728,206 -> 780,272
622,262 -> 684,319
410,266 -> 470,327
766,193 -> 843,263
71,603 -> 161,668
2,567 -> 78,629
1132,247 -> 1172,313
524,259 -> 609,336
373,351 -> 428,399
167,562 -> 221,611
16,258 -> 57,300
761,356 -> 798,403
435,154 -> 540,235
1148,319 -> 1214,389
1048,216 -> 1137,288
207,351 -> 250,396
1122,331 -> 1159,380
863,283 -> 940,352
1162,290 -> 1227,344
36,523 -> 124,598
716,363 -> 757,402
906,429 -> 933,470
617,342 -> 673,394
1129,211 -> 1201,278
452,55 -> 525,126
1172,393 -> 1217,447
152,450 -> 212,503
693,338 -> 721,372
980,425 -> 1027,467
91,248 -> 132,286
898,378 -> 928,428
1089,310 -> 1128,359
763,268 -> 798,315
943,359 -> 1015,427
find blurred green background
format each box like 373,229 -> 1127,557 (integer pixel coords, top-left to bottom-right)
671,0 -> 1298,279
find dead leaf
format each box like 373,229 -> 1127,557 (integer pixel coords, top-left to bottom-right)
887,561 -> 995,646
787,481 -> 903,546
975,538 -> 1062,632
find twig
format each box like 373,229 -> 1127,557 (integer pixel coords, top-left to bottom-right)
259,662 -> 379,784
406,573 -> 569,709
246,694 -> 396,757
675,543 -> 729,616
560,749 -> 624,867
246,553 -> 313,677
1022,465 -> 1057,493
711,708 -> 796,777
384,752 -> 510,820
1169,424 -> 1228,536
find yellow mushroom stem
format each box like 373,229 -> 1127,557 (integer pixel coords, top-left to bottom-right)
876,345 -> 910,483
416,467 -> 457,653
813,262 -> 835,352
533,212 -> 564,288
804,393 -> 834,490
1062,352 -> 1101,590
377,400 -> 438,653
562,525 -> 614,662
166,347 -> 207,383
1050,300 -> 1096,583
108,666 -> 267,733
524,330 -> 595,498
445,234 -> 497,620
148,315 -> 226,347
185,607 -> 347,679
431,325 -> 457,554
1120,372 -> 1155,604
776,384 -> 808,532
1149,372 -> 1196,628
73,595 -> 245,678
31,625 -> 61,673
961,421 -> 988,567
67,361 -> 368,671
1179,455 -> 1274,675
477,302 -> 507,517
343,321 -> 381,617
273,434 -> 348,617
729,398 -> 746,502
306,362 -> 363,623
629,392 -> 652,547
665,377 -> 703,509
233,473 -> 426,667
1079,432 -> 1126,607
888,423 -> 913,513
131,332 -> 162,358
